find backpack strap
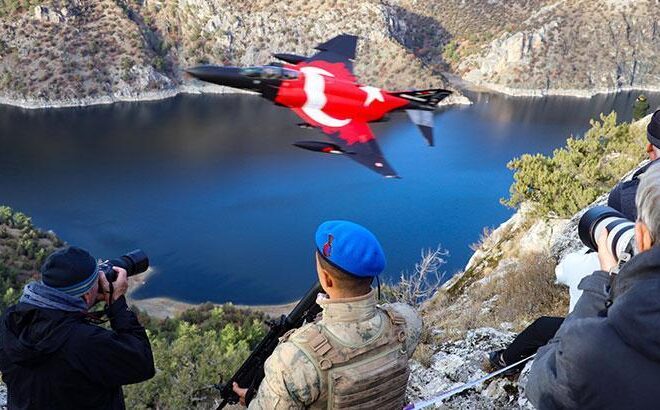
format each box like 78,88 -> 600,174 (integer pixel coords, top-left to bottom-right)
291,309 -> 403,371
377,305 -> 408,346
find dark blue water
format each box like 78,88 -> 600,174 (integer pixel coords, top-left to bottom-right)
1,90 -> 658,304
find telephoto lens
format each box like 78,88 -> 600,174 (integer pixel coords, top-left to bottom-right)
100,249 -> 149,282
578,206 -> 636,260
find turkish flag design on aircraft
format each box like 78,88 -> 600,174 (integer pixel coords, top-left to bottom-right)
275,60 -> 408,146
185,34 -> 453,178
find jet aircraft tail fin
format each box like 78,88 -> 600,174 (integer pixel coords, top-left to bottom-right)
406,110 -> 435,146
392,88 -> 452,109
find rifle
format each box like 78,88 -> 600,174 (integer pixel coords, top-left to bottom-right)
215,282 -> 323,409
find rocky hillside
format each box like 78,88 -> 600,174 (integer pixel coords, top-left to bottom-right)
0,0 -> 657,107
452,0 -> 660,95
0,0 -> 458,107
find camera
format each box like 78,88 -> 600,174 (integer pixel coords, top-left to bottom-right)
98,249 -> 149,282
578,206 -> 636,260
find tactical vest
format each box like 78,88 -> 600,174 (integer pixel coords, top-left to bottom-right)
288,306 -> 410,409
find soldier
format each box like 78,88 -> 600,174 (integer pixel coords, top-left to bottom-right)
232,220 -> 422,409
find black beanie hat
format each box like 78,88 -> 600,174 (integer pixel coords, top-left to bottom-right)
41,246 -> 99,297
648,110 -> 660,149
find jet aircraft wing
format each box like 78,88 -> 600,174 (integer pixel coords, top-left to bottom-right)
322,121 -> 398,178
305,34 -> 358,76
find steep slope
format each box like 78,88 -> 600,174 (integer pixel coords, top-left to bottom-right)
0,0 -> 173,106
400,0 -> 659,95
1,0 -> 656,107
0,0 -> 457,107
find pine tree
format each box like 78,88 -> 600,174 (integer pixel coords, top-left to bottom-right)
632,95 -> 650,121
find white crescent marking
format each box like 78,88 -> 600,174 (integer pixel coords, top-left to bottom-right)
300,66 -> 351,128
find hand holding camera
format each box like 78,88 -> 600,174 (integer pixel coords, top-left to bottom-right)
596,229 -> 618,272
98,267 -> 129,303
96,249 -> 149,304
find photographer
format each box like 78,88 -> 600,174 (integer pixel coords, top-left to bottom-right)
486,110 -> 660,375
0,246 -> 155,409
526,162 -> 660,409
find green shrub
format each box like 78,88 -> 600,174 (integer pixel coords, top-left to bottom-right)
503,112 -> 647,217
124,306 -> 266,409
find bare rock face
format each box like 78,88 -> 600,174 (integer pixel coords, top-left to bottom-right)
34,5 -> 65,23
33,1 -> 82,24
458,0 -> 659,95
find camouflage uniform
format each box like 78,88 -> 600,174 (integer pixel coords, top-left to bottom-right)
248,289 -> 422,409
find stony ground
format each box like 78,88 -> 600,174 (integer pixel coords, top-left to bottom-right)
407,327 -> 535,409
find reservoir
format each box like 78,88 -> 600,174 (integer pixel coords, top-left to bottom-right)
0,90 -> 657,304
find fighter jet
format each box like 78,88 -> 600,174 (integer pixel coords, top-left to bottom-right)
186,34 -> 452,178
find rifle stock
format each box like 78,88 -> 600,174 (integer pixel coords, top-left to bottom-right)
216,282 -> 323,409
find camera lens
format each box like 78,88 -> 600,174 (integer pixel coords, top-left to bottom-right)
120,249 -> 149,277
578,206 -> 635,259
105,249 -> 149,281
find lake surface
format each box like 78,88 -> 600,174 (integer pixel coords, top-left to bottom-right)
1,90 -> 658,304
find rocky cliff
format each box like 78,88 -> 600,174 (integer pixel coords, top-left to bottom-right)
0,0 -> 458,108
454,0 -> 660,96
0,0 -> 657,108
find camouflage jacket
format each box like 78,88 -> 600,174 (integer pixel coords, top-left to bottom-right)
248,289 -> 422,409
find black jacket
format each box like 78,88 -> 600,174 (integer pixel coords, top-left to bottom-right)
527,245 -> 660,409
608,159 -> 657,220
0,296 -> 155,410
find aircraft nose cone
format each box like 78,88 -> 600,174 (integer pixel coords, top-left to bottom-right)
184,65 -> 208,79
185,65 -> 243,87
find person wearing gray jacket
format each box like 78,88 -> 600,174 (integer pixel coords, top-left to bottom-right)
526,162 -> 660,410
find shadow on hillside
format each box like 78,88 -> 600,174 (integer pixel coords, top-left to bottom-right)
384,4 -> 453,74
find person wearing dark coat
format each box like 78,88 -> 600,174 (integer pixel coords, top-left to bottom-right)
486,110 -> 660,374
526,162 -> 660,409
0,246 -> 155,410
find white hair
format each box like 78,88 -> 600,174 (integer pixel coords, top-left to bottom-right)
636,162 -> 660,242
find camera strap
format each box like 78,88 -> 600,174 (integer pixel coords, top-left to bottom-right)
606,247 -> 633,307
107,280 -> 114,308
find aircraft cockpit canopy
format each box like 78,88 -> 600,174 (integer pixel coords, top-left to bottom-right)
241,66 -> 299,80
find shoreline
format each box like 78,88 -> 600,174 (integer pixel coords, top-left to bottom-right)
0,83 -> 256,110
125,270 -> 298,319
0,82 -> 472,109
2,75 -> 657,110
459,80 -> 660,99
440,72 -> 660,99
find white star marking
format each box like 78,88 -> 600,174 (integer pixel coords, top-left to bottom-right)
360,86 -> 384,107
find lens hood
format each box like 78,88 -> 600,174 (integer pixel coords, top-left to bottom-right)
578,206 -> 626,251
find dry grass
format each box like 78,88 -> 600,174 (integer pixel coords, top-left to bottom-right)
424,250 -> 569,344
383,246 -> 448,308
475,251 -> 568,325
469,226 -> 496,251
